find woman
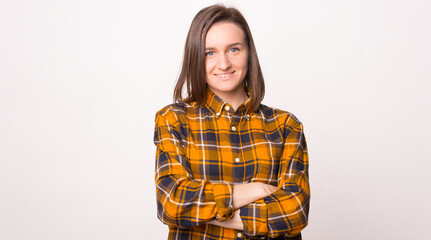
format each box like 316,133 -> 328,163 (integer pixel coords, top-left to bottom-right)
154,4 -> 310,240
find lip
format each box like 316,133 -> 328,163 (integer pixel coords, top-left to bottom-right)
214,71 -> 235,80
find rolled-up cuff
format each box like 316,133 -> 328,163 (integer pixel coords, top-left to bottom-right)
240,199 -> 268,237
212,182 -> 234,221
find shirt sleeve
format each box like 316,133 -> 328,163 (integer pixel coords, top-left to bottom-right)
239,115 -> 310,238
154,107 -> 234,228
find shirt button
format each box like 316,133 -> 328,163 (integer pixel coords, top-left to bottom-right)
234,157 -> 240,163
225,105 -> 230,111
231,126 -> 237,131
237,232 -> 243,238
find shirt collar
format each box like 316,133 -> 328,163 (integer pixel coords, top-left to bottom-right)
205,88 -> 254,117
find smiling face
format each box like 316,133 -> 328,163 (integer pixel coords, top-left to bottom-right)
205,21 -> 249,101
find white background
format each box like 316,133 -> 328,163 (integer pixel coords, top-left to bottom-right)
1,0 -> 430,239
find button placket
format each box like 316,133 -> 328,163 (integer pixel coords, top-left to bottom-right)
229,107 -> 243,181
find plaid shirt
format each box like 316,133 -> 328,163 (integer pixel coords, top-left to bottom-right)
154,89 -> 310,240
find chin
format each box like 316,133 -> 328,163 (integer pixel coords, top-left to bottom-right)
211,84 -> 243,94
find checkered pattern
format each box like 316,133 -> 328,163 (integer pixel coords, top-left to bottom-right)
154,89 -> 310,239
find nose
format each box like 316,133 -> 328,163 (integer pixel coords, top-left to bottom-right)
217,53 -> 231,70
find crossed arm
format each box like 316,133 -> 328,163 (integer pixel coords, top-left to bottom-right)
209,182 -> 277,230
154,109 -> 309,237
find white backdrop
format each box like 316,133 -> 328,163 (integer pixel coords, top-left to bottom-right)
1,0 -> 430,239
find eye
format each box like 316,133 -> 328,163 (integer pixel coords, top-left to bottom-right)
230,47 -> 239,53
205,51 -> 214,56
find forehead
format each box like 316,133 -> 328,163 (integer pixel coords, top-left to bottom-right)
205,22 -> 245,47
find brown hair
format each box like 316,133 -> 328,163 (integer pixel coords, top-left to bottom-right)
173,4 -> 265,112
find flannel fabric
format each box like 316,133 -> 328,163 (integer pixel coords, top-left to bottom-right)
154,89 -> 310,240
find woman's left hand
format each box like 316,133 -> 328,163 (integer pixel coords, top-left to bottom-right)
208,209 -> 244,230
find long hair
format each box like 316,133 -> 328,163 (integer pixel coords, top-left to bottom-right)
173,4 -> 265,112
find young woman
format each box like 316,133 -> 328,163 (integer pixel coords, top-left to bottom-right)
154,4 -> 310,240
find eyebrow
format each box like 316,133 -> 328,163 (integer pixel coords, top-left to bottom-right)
205,42 -> 244,51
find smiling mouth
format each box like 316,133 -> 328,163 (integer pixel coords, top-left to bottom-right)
214,71 -> 235,79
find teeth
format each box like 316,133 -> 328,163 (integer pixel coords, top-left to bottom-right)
216,74 -> 231,77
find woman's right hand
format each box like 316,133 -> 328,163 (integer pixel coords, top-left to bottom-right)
232,182 -> 278,209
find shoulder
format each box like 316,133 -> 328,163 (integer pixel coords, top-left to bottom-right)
155,102 -> 197,124
258,104 -> 303,130
155,103 -> 185,117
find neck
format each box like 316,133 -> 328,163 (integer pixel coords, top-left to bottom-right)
210,85 -> 247,111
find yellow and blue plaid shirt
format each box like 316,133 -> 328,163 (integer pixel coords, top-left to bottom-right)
154,89 -> 310,239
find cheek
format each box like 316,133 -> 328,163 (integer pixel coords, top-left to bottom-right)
205,60 -> 215,75
205,59 -> 215,81
235,52 -> 247,66
237,55 -> 248,73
